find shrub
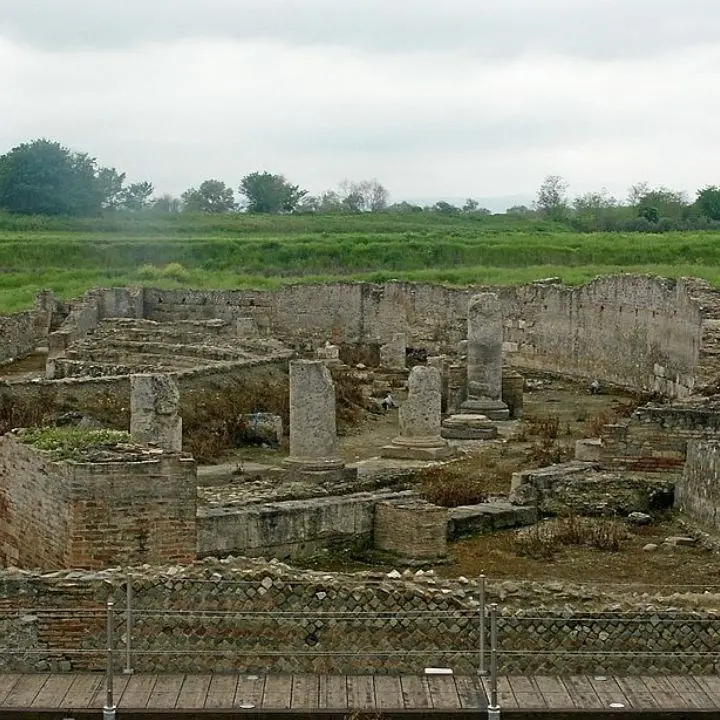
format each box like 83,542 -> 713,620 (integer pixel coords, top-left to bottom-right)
515,516 -> 629,558
160,262 -> 191,282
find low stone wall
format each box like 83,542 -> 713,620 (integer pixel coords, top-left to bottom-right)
0,435 -> 197,569
197,490 -> 413,560
676,440 -> 720,530
1,561 -> 719,675
374,499 -> 447,559
0,309 -> 49,364
0,356 -> 290,430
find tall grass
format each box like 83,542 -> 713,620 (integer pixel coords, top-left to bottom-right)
1,211 -> 720,312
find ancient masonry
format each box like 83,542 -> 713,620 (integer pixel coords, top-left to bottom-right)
382,365 -> 455,460
282,360 -> 354,482
129,373 -> 182,451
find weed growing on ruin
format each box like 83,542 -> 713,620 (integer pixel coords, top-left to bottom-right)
21,427 -> 133,460
419,454 -> 514,507
585,401 -> 637,438
0,391 -> 52,435
515,516 -> 630,559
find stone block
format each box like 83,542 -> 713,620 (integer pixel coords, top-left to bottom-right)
374,499 -> 447,559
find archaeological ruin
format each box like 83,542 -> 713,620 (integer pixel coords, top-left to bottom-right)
3,274 -> 720,677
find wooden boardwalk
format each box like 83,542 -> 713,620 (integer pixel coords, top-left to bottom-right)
2,672 -> 720,717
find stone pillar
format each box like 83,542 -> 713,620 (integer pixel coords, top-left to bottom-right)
380,333 -> 407,371
130,374 -> 182,451
382,366 -> 455,459
502,369 -> 525,420
283,360 -> 347,479
461,293 -> 509,420
427,355 -> 448,414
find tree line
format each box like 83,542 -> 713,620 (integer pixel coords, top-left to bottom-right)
1,139 -> 719,232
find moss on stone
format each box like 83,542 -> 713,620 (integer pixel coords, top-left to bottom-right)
20,427 -> 133,460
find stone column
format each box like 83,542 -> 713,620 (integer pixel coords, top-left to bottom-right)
461,293 -> 509,420
380,333 -> 407,371
382,366 -> 455,460
130,373 -> 182,451
283,360 -> 347,479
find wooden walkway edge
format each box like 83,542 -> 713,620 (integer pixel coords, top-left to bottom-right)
2,672 -> 720,717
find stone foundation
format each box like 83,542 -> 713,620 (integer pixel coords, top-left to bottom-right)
374,499 -> 448,560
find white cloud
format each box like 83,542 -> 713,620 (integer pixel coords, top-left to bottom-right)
1,0 -> 719,204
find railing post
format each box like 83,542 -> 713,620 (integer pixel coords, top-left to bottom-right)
487,603 -> 500,720
478,574 -> 487,676
104,593 -> 116,720
124,570 -> 134,675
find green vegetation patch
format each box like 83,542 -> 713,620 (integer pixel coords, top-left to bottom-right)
21,427 -> 133,460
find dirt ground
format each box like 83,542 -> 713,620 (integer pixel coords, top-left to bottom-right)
295,378 -> 720,587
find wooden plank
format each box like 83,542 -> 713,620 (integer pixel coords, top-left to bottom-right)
3,674 -> 48,707
587,675 -> 628,708
0,675 -> 20,705
534,676 -> 575,709
31,673 -> 75,708
400,675 -> 432,709
175,674 -> 211,709
482,676 -> 518,709
234,674 -> 266,709
61,674 -> 103,709
641,675 -> 686,709
204,673 -> 238,709
427,674 -> 461,708
666,675 -> 716,709
118,674 -> 157,708
346,675 -> 375,710
694,676 -> 720,707
508,675 -> 545,708
262,674 -> 293,709
562,675 -> 603,709
374,675 -> 403,709
615,676 -> 659,709
145,674 -> 185,709
89,673 -> 130,708
453,675 -> 486,709
291,674 -> 319,709
318,675 -> 346,709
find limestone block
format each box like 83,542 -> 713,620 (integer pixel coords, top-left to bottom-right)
130,373 -> 182,451
374,499 -> 447,559
382,366 -> 455,460
380,332 -> 406,370
284,360 -> 344,476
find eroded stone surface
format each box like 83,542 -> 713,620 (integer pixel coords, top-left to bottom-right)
382,366 -> 455,460
130,373 -> 182,451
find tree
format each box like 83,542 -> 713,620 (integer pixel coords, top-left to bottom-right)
337,179 -> 389,212
151,194 -> 182,214
96,167 -> 127,210
505,204 -> 533,217
431,201 -> 459,214
572,189 -> 617,231
121,181 -> 154,211
630,184 -> 687,222
535,175 -> 569,220
0,139 -> 104,216
182,179 -> 236,213
462,198 -> 479,212
239,172 -> 306,214
696,186 -> 720,221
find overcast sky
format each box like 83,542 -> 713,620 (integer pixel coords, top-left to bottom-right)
1,0 -> 718,209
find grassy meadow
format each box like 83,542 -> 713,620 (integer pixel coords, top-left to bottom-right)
1,211 -> 719,313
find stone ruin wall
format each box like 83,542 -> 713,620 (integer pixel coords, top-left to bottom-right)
1,562 -> 719,676
116,276 -> 709,397
677,439 -> 720,531
1,275 -> 709,398
0,435 -> 197,570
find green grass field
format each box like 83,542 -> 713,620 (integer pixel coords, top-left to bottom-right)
1,211 -> 719,313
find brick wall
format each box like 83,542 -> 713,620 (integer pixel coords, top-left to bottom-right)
0,435 -> 197,569
1,563 -> 719,675
374,499 -> 447,559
